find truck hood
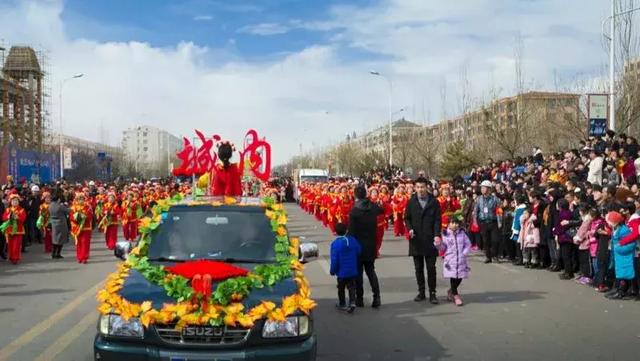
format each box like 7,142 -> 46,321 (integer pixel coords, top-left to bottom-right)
119,264 -> 299,311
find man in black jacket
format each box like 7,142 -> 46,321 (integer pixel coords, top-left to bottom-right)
348,186 -> 383,308
404,177 -> 442,304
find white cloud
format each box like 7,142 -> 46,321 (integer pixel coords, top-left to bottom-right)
0,0 -> 615,164
237,22 -> 291,36
193,14 -> 213,21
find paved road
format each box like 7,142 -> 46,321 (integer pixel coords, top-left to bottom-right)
0,204 -> 639,361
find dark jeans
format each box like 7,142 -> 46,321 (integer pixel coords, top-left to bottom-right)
0,233 -> 5,257
502,236 -> 516,260
560,243 -> 575,277
356,261 -> 380,301
337,277 -> 357,306
479,221 -> 500,260
413,255 -> 437,295
594,249 -> 611,287
578,250 -> 591,277
632,257 -> 640,295
450,278 -> 462,295
469,232 -> 481,248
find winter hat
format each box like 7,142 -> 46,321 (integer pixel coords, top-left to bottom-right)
605,211 -> 624,226
480,180 -> 493,188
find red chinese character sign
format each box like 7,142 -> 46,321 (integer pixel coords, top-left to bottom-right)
172,129 -> 272,183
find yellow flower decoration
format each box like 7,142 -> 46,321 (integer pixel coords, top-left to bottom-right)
96,196 -> 317,330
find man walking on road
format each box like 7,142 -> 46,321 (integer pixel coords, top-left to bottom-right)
405,177 -> 442,304
474,180 -> 502,264
348,185 -> 383,308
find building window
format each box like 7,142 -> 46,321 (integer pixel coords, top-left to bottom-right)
143,147 -> 148,152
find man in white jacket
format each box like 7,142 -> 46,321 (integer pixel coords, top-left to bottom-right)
587,149 -> 603,186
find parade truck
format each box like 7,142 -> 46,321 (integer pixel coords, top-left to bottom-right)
292,169 -> 328,201
95,196 -> 319,361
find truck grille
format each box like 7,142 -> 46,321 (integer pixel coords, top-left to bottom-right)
154,324 -> 251,345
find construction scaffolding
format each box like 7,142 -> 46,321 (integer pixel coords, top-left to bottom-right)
0,44 -> 51,152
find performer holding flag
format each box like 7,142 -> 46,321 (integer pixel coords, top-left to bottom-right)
99,192 -> 121,250
70,193 -> 93,264
1,193 -> 27,265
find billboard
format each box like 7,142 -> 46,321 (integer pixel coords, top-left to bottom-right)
588,94 -> 608,137
63,147 -> 73,169
0,143 -> 60,183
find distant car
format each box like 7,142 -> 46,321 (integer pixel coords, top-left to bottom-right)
94,198 -> 318,361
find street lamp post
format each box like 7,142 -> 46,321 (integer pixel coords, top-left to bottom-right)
59,73 -> 84,179
370,70 -> 393,168
603,1 -> 640,131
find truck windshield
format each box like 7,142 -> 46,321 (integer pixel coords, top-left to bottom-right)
300,176 -> 328,183
146,209 -> 277,262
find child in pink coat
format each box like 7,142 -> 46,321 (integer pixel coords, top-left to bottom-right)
573,205 -> 593,285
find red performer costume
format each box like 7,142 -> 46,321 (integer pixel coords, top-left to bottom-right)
70,193 -> 93,264
2,194 -> 27,264
100,193 -> 121,250
211,142 -> 243,197
122,192 -> 141,241
391,186 -> 408,237
39,192 -> 53,253
369,187 -> 386,258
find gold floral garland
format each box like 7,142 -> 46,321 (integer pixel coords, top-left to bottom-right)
96,198 -> 316,330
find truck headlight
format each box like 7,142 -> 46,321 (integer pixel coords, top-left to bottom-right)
262,316 -> 310,338
99,314 -> 144,338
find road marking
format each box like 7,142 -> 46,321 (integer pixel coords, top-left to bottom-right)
0,281 -> 102,361
318,259 -> 331,275
33,311 -> 97,361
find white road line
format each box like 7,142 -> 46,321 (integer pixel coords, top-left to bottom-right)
0,281 -> 101,361
33,311 -> 97,361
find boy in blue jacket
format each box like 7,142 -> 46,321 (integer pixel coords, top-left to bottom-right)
330,222 -> 362,313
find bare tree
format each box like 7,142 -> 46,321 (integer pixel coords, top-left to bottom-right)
407,127 -> 440,176
480,33 -> 538,159
608,0 -> 640,133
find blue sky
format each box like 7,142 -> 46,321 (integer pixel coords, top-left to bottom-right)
0,0 -> 615,163
60,0 -> 373,62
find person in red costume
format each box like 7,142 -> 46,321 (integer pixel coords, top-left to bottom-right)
369,187 -> 387,258
438,184 -> 461,229
100,192 -> 121,250
212,142 -> 243,197
392,185 -> 408,237
71,193 -> 93,264
2,194 -> 27,264
379,185 -> 393,229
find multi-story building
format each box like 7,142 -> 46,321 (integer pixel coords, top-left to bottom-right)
121,125 -> 182,176
355,118 -> 422,153
429,91 -> 583,158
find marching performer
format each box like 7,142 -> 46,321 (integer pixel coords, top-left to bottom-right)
38,192 -> 53,253
100,192 -> 121,250
70,193 -> 93,264
369,187 -> 387,258
1,194 -> 27,264
392,185 -> 408,237
122,191 -> 141,241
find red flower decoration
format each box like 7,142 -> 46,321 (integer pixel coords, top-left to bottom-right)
166,260 -> 249,283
